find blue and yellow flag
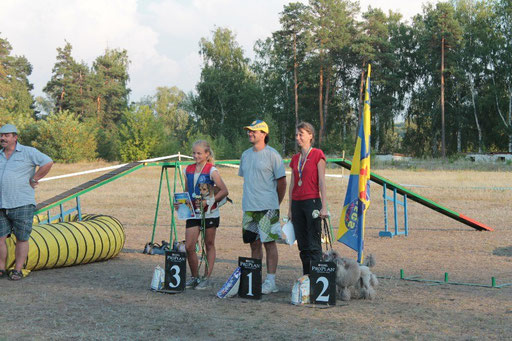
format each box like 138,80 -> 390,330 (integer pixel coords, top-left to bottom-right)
337,64 -> 371,263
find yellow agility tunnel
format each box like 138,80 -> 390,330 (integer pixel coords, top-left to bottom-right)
5,214 -> 125,272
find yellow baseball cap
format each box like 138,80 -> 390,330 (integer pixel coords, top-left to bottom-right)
244,120 -> 269,134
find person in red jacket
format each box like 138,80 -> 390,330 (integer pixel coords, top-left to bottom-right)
287,122 -> 328,275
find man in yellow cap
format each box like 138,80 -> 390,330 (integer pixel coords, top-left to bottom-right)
239,119 -> 286,294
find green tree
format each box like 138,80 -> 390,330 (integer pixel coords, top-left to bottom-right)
403,3 -> 462,157
118,105 -> 163,161
491,0 -> 512,152
153,86 -> 189,139
359,8 -> 404,153
278,2 -> 310,130
0,35 -> 35,127
44,44 -> 131,129
194,27 -> 261,139
31,110 -> 98,162
426,2 -> 462,157
90,48 -> 131,127
43,42 -> 90,116
306,0 -> 359,146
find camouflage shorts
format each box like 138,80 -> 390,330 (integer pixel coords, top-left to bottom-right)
242,210 -> 281,244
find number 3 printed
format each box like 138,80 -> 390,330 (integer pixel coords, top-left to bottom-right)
168,265 -> 181,288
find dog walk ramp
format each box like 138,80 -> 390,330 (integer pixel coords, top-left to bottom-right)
331,158 -> 493,232
36,162 -> 143,214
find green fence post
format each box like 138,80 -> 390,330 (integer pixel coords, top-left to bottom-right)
150,167 -> 165,244
166,165 -> 177,245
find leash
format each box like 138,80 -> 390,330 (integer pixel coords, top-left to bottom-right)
197,200 -> 209,276
322,217 -> 333,252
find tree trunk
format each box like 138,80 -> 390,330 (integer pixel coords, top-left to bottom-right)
60,87 -> 65,112
493,73 -> 510,152
318,63 -> 324,146
457,129 -> 461,153
468,74 -> 482,153
322,64 -> 331,145
293,33 -> 299,130
440,37 -> 446,158
218,96 -> 225,126
96,96 -> 101,119
508,84 -> 512,152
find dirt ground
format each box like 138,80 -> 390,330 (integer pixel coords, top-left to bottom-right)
1,162 -> 511,340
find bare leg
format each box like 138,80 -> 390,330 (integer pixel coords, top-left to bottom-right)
250,239 -> 263,259
14,240 -> 29,272
203,227 -> 217,278
0,236 -> 7,271
185,227 -> 200,278
263,241 -> 278,274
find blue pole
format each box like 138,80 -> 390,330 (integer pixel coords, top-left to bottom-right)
404,194 -> 408,236
393,188 -> 398,235
383,183 -> 389,233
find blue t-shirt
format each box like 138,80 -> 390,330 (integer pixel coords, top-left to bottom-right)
0,143 -> 52,208
238,145 -> 286,211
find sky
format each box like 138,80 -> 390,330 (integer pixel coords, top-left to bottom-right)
0,0 -> 428,103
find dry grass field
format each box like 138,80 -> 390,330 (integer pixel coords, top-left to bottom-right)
1,160 -> 511,340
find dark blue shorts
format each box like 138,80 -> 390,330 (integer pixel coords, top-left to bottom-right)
0,204 -> 36,241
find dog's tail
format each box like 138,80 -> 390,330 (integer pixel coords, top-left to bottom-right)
362,254 -> 376,268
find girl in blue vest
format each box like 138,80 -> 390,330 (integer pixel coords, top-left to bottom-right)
184,140 -> 229,290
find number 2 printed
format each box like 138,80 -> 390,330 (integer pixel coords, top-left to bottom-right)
316,276 -> 330,302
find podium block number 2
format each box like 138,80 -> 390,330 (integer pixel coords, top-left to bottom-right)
310,261 -> 336,305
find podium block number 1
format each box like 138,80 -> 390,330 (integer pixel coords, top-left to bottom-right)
238,257 -> 262,299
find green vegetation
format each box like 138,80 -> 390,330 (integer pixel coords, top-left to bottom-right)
1,0 -> 512,163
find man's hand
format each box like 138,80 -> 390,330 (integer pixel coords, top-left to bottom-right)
29,178 -> 38,189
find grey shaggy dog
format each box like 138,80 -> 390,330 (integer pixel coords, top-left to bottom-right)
322,249 -> 378,301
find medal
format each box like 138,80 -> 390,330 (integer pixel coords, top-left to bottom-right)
297,147 -> 312,188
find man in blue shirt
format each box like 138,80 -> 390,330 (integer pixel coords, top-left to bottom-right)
0,124 -> 53,280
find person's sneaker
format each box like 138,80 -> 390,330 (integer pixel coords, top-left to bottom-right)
195,278 -> 211,290
261,279 -> 278,294
186,277 -> 200,289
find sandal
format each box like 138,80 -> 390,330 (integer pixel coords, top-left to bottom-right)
8,269 -> 24,281
0,269 -> 7,278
